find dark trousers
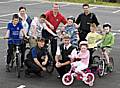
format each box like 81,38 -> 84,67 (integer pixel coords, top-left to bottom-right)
56,60 -> 71,77
88,48 -> 94,67
20,42 -> 26,65
24,59 -> 41,73
51,38 -> 57,59
7,44 -> 16,64
78,31 -> 88,42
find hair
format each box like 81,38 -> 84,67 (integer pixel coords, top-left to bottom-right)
12,14 -> 19,20
82,3 -> 89,8
40,14 -> 46,19
37,37 -> 45,42
90,23 -> 97,28
79,41 -> 88,48
103,23 -> 111,29
19,6 -> 26,11
63,35 -> 70,39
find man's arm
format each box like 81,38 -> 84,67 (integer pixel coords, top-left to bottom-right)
5,30 -> 10,38
34,58 -> 43,68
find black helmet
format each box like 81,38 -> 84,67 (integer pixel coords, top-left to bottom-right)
103,23 -> 111,29
67,16 -> 75,22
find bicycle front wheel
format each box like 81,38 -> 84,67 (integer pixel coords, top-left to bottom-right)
16,53 -> 21,78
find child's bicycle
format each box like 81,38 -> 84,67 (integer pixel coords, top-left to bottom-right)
91,46 -> 114,77
0,37 -> 22,78
62,64 -> 95,86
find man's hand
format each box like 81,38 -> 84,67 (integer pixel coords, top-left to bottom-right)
42,61 -> 47,66
42,67 -> 46,71
56,62 -> 63,68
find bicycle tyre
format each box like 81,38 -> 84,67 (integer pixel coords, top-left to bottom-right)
16,53 -> 21,78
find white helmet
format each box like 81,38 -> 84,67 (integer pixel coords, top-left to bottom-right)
79,41 -> 88,46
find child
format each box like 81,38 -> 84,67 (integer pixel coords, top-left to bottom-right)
101,23 -> 115,67
4,14 -> 28,72
29,14 -> 57,47
86,23 -> 102,66
69,41 -> 90,73
62,16 -> 79,47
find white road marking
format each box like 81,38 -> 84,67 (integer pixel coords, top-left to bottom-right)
112,10 -> 120,13
17,85 -> 26,88
60,4 -> 70,8
0,12 -> 17,17
90,6 -> 98,9
0,0 -> 20,4
0,18 -> 10,22
25,3 -> 40,6
0,27 -> 7,30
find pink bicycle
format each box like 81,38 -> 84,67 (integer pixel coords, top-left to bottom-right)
62,64 -> 95,86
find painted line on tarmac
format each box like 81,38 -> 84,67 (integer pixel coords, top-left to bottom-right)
112,10 -> 120,13
0,0 -> 20,4
90,6 -> 98,9
0,12 -> 17,18
25,3 -> 40,6
0,27 -> 7,30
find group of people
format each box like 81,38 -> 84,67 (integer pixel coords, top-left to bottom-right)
4,3 -> 115,79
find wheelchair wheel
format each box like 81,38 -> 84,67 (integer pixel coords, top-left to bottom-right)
84,73 -> 95,86
98,59 -> 105,77
108,57 -> 114,72
62,73 -> 74,86
46,53 -> 54,73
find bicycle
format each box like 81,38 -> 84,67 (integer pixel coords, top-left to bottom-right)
91,46 -> 114,77
62,64 -> 95,86
0,37 -> 22,78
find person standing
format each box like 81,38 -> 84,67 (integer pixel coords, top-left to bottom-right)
44,3 -> 67,59
18,6 -> 32,68
76,3 -> 99,42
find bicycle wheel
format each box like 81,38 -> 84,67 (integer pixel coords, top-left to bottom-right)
46,53 -> 54,73
62,73 -> 74,86
98,59 -> 105,77
108,57 -> 114,72
16,53 -> 21,78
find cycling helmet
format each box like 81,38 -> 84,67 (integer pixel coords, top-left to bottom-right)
79,41 -> 88,47
103,23 -> 111,29
67,16 -> 75,22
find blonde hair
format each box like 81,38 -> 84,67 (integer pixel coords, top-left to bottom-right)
90,23 -> 97,31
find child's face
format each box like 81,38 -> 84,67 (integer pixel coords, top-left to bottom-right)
12,18 -> 19,25
90,27 -> 96,32
39,17 -> 45,23
80,45 -> 87,52
104,27 -> 110,33
67,19 -> 73,25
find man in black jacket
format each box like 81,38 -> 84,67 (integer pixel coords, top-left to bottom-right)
76,3 -> 99,42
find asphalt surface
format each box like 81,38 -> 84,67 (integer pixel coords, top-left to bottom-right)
0,0 -> 120,88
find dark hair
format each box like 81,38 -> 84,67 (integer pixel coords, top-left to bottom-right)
12,14 -> 19,20
37,37 -> 45,42
103,23 -> 111,29
82,3 -> 89,8
40,14 -> 46,19
19,6 -> 26,11
67,16 -> 75,23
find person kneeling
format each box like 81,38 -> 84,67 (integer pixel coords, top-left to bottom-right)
24,38 -> 48,77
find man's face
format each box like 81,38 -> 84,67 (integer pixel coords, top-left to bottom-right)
38,41 -> 45,48
19,8 -> 26,16
63,38 -> 70,46
83,6 -> 89,14
53,4 -> 59,13
13,18 -> 19,25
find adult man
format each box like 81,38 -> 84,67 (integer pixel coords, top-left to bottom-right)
24,38 -> 48,77
55,35 -> 76,78
76,3 -> 99,42
18,6 -> 32,68
44,3 -> 67,59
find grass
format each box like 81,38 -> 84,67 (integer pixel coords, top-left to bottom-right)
49,0 -> 120,7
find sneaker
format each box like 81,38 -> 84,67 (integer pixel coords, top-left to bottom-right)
6,64 -> 10,72
57,75 -> 61,79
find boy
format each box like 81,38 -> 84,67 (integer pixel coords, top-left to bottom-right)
5,14 -> 28,72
